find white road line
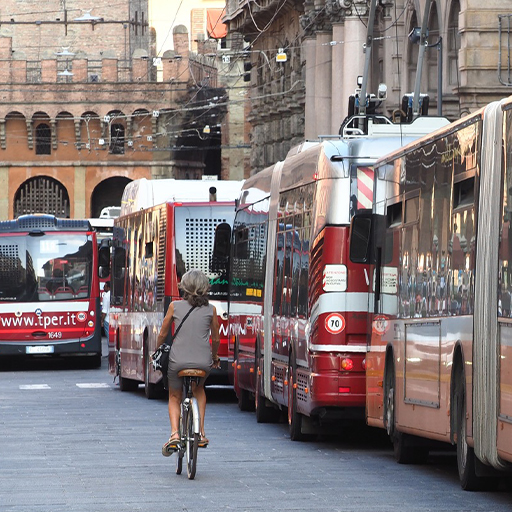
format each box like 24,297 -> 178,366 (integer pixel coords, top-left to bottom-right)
19,384 -> 51,390
76,383 -> 110,388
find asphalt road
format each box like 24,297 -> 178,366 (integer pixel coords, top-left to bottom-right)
1,347 -> 512,512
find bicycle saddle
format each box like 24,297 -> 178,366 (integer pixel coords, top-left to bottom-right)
178,369 -> 207,378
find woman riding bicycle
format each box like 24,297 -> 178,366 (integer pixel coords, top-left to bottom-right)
157,269 -> 220,455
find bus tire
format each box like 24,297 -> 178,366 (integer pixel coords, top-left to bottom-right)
255,372 -> 279,423
254,342 -> 279,423
89,353 -> 102,368
385,357 -> 427,464
144,348 -> 160,399
288,354 -> 306,441
234,344 -> 254,412
455,362 -> 482,491
119,374 -> 138,392
118,354 -> 139,392
238,387 -> 254,412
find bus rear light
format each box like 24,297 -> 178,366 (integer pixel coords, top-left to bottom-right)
271,375 -> 276,381
237,364 -> 241,370
284,379 -> 288,386
87,321 -> 94,327
293,383 -> 297,389
304,387 -> 309,394
339,387 -> 351,393
231,362 -> 235,367
249,367 -> 254,373
80,343 -> 86,348
341,358 -> 354,371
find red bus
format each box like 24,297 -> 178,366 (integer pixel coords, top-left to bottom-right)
350,96 -> 512,489
0,214 -> 107,366
108,179 -> 243,398
228,116 -> 450,440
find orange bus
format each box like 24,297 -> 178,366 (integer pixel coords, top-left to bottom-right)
350,96 -> 512,489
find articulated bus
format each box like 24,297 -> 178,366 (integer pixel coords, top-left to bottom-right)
350,96 -> 512,489
0,214 -> 108,366
228,115 -> 449,439
108,179 -> 243,398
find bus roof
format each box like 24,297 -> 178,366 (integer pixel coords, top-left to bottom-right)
0,214 -> 91,233
120,178 -> 245,216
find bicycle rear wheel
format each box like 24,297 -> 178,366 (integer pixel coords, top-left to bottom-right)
176,408 -> 185,475
186,404 -> 199,479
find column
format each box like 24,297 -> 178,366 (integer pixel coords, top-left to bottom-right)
303,36 -> 317,140
74,166 -> 86,218
315,31 -> 332,136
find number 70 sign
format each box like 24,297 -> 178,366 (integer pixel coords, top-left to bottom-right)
325,313 -> 346,334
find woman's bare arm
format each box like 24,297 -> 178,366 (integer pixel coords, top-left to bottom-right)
157,302 -> 175,347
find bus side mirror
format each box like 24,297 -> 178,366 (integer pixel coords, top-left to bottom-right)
350,214 -> 372,263
98,243 -> 110,278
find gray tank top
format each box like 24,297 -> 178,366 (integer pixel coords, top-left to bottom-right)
168,300 -> 213,372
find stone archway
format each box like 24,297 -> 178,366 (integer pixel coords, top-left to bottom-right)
90,177 -> 132,218
14,176 -> 69,218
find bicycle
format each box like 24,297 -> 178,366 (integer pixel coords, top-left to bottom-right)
174,368 -> 206,480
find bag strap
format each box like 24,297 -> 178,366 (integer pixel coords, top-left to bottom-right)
171,305 -> 196,342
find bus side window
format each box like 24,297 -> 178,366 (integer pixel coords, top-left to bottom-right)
113,247 -> 126,280
98,241 -> 110,279
211,222 -> 232,272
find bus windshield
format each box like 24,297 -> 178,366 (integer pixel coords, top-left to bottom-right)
0,233 -> 93,302
174,205 -> 235,299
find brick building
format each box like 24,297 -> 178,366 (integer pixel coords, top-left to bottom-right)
224,0 -> 512,174
0,0 -> 235,219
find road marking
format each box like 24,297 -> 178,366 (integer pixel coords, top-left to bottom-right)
76,383 -> 110,389
19,384 -> 51,390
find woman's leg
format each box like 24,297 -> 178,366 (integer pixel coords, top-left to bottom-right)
192,383 -> 207,436
168,387 -> 182,438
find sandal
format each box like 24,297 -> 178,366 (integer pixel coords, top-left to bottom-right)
198,434 -> 209,448
162,431 -> 180,456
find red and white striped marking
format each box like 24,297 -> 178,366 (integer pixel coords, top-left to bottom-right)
357,166 -> 374,210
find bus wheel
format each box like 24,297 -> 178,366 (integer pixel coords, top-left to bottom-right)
118,355 -> 139,392
238,386 -> 254,412
234,348 -> 254,412
384,359 -> 396,439
288,356 -> 306,441
385,359 -> 427,464
119,374 -> 138,392
455,363 -> 481,490
144,348 -> 160,399
255,365 -> 279,423
89,353 -> 101,368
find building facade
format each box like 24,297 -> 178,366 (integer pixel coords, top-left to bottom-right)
0,0 -> 244,220
224,0 -> 512,173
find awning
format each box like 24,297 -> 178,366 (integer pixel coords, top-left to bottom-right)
207,8 -> 227,39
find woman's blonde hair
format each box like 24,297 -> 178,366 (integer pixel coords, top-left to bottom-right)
178,269 -> 210,307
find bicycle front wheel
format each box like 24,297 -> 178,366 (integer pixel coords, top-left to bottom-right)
186,404 -> 199,479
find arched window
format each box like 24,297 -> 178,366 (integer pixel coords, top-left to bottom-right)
14,176 -> 69,217
448,0 -> 461,86
35,123 -> 51,155
110,123 -> 125,154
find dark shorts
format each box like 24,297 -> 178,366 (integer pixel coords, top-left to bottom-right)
168,368 -> 210,391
